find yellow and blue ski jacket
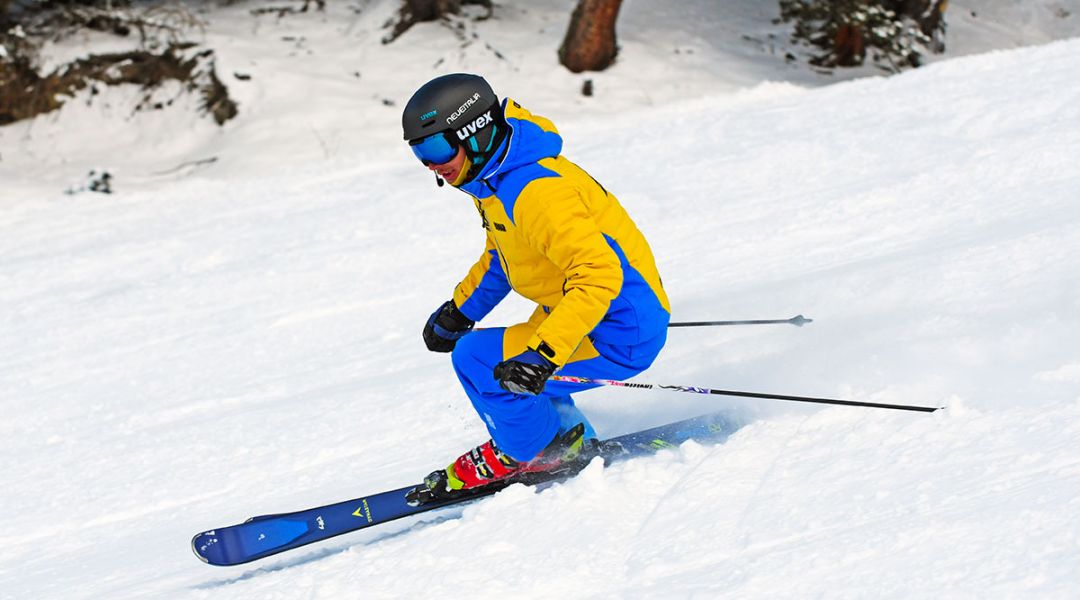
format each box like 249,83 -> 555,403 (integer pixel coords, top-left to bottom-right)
451,100 -> 671,367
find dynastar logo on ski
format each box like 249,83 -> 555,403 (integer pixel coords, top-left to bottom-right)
351,499 -> 372,523
455,111 -> 493,141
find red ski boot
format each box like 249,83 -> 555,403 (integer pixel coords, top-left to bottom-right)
407,424 -> 595,505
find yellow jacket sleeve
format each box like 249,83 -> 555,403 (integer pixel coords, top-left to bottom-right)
452,232 -> 511,322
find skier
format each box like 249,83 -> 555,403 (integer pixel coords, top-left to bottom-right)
402,73 -> 671,502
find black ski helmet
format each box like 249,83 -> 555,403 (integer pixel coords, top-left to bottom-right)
402,74 -> 508,181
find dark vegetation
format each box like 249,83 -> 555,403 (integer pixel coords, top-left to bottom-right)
1,0 -> 235,125
778,0 -> 947,72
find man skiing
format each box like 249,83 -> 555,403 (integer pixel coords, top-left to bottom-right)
402,73 -> 671,502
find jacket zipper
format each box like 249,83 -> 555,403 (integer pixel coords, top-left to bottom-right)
470,190 -> 514,287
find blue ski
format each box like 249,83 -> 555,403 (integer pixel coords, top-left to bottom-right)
192,410 -> 740,566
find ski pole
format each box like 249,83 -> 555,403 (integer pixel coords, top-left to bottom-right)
669,314 -> 812,328
550,375 -> 942,413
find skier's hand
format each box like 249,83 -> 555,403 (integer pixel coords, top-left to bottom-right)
423,300 -> 474,352
494,350 -> 556,395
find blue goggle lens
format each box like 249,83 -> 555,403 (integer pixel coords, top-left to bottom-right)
410,132 -> 458,165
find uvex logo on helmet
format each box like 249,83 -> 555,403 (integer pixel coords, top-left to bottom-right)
455,111 -> 493,141
446,92 -> 482,125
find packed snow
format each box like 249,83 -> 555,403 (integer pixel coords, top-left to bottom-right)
2,1 -> 1079,598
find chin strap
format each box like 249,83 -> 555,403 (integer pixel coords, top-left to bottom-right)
429,153 -> 473,189
450,155 -> 473,187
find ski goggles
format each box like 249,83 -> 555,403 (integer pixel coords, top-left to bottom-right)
409,131 -> 459,165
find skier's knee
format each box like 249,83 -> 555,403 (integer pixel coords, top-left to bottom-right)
450,330 -> 484,372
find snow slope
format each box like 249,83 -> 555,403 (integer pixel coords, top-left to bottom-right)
2,3 -> 1080,599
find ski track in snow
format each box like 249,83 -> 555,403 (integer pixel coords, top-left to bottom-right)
2,2 -> 1080,598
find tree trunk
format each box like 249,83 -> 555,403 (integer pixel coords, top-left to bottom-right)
558,0 -> 623,73
833,23 -> 865,67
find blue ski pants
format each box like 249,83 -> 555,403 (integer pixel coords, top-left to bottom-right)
450,318 -> 667,462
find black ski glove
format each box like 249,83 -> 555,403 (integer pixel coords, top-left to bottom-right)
494,349 -> 557,395
423,300 -> 474,352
